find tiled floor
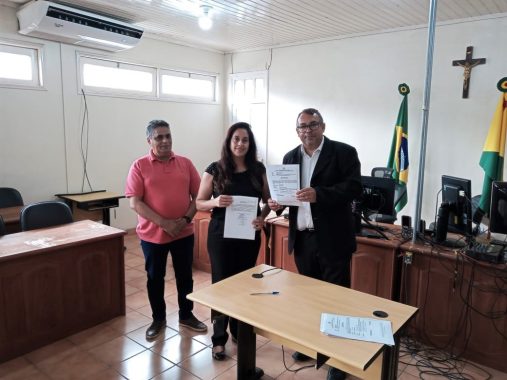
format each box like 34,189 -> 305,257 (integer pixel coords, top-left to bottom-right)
1,231 -> 505,380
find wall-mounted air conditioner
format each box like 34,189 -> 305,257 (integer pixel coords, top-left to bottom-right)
17,0 -> 143,52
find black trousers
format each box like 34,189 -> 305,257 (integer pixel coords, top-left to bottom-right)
207,218 -> 260,346
293,230 -> 351,288
140,235 -> 195,321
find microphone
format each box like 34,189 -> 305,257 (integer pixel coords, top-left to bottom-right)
251,267 -> 280,278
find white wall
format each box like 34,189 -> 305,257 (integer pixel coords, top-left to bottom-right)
226,15 -> 507,226
0,4 -> 225,229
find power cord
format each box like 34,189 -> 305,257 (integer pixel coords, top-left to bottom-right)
280,346 -> 314,373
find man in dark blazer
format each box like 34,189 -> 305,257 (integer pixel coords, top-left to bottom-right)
268,108 -> 362,380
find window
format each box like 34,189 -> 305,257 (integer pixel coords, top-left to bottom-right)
160,70 -> 216,101
80,56 -> 155,96
79,55 -> 218,103
0,42 -> 42,88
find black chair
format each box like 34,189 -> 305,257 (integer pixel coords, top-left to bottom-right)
367,167 -> 398,224
0,216 -> 6,236
20,201 -> 73,231
0,187 -> 24,208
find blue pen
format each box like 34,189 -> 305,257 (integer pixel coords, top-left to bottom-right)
250,291 -> 279,295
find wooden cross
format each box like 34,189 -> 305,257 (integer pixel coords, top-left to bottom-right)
452,46 -> 486,98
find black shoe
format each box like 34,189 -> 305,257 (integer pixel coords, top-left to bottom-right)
146,319 -> 166,339
212,345 -> 226,361
179,314 -> 208,332
254,367 -> 264,379
292,351 -> 312,361
327,367 -> 346,380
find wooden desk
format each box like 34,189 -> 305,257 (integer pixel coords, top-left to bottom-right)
400,240 -> 507,372
0,205 -> 23,233
266,217 -> 404,300
188,264 -> 417,380
0,220 -> 126,363
56,191 -> 124,225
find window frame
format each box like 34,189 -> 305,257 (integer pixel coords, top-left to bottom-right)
0,40 -> 44,89
159,69 -> 217,103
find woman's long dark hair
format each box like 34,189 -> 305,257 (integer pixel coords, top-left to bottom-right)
214,122 -> 263,193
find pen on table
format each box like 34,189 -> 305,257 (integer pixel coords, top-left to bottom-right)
250,291 -> 279,295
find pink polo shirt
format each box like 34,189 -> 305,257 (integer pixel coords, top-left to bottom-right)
125,150 -> 200,244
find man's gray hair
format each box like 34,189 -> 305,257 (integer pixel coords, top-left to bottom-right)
146,120 -> 169,138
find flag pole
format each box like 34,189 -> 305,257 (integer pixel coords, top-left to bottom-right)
413,0 -> 438,244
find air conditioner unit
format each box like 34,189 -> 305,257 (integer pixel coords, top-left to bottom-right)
17,0 -> 143,52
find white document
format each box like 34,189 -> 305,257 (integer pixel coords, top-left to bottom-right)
320,313 -> 395,346
223,196 -> 258,240
266,164 -> 302,206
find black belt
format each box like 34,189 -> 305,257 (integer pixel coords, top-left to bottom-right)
298,228 -> 315,233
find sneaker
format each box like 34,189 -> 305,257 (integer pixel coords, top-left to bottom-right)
146,319 -> 166,339
179,314 -> 208,332
292,351 -> 312,361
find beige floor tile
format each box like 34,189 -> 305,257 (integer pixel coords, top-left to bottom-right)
88,336 -> 146,365
113,350 -> 174,380
127,277 -> 147,290
24,339 -> 76,365
151,334 -> 208,364
152,365 -> 200,379
0,357 -> 49,380
125,283 -> 140,296
68,322 -> 124,350
125,255 -> 145,268
125,290 -> 150,310
92,368 -> 128,379
255,342 -> 297,379
107,310 -> 153,335
124,268 -> 146,282
36,346 -> 108,380
276,365 -> 328,380
178,347 -> 237,380
127,324 -> 178,348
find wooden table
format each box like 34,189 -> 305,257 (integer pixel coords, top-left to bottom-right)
0,205 -> 23,233
188,264 -> 417,379
56,191 -> 124,225
0,220 -> 126,363
400,240 -> 507,372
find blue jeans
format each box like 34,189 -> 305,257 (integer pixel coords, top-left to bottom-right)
140,235 -> 194,321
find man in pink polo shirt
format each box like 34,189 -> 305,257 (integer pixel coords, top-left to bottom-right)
126,119 -> 207,339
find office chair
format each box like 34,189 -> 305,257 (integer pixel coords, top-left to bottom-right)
367,167 -> 397,224
20,201 -> 73,231
0,216 -> 6,236
0,187 -> 24,208
371,167 -> 394,179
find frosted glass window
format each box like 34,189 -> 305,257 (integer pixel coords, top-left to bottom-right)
0,43 -> 42,87
83,63 -> 153,92
160,71 -> 216,101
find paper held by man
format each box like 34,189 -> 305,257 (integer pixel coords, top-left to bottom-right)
266,164 -> 302,206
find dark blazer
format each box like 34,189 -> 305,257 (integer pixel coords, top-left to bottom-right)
283,136 -> 362,260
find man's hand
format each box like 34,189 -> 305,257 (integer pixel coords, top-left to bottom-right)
296,187 -> 316,203
160,218 -> 187,237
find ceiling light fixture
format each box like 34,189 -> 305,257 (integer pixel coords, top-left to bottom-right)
198,5 -> 213,31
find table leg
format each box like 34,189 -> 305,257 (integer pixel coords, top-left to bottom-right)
237,321 -> 263,380
102,208 -> 111,226
381,333 -> 400,380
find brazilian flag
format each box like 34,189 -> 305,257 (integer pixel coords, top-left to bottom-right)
476,77 -> 507,218
387,83 -> 409,212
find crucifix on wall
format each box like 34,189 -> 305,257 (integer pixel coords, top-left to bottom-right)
452,46 -> 486,98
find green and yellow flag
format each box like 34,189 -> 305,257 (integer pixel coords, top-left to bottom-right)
387,83 -> 409,212
476,77 -> 507,218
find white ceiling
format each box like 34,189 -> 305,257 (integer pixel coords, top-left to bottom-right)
4,0 -> 507,52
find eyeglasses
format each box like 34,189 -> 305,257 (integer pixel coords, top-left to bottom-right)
152,133 -> 171,141
296,121 -> 321,132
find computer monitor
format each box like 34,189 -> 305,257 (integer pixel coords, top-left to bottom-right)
360,175 -> 396,219
489,181 -> 507,234
434,175 -> 472,247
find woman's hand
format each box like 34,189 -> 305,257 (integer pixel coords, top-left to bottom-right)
268,198 -> 283,211
252,216 -> 264,231
215,195 -> 233,208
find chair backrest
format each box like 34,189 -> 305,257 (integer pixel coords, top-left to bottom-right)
20,201 -> 73,231
371,167 -> 394,179
0,216 -> 6,236
0,187 -> 24,208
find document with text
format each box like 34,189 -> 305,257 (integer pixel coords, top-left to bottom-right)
320,313 -> 395,346
223,196 -> 258,240
266,164 -> 302,206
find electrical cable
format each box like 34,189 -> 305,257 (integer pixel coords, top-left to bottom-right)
80,89 -> 93,192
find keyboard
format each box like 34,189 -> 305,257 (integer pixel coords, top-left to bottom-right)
466,242 -> 504,263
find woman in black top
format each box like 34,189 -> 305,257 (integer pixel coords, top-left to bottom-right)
196,122 -> 270,360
